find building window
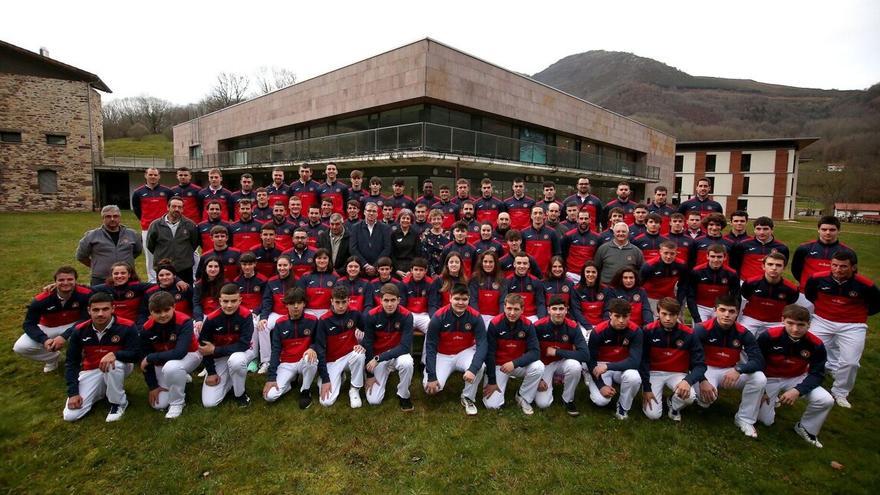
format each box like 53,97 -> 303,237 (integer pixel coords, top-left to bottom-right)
46,134 -> 67,146
674,176 -> 683,195
38,169 -> 58,193
737,199 -> 748,211
1,131 -> 22,143
742,176 -> 750,194
705,154 -> 716,172
740,153 -> 751,172
189,145 -> 202,159
674,155 -> 683,172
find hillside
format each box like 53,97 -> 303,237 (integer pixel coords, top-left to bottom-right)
103,134 -> 173,159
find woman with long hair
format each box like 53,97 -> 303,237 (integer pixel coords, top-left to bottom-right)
602,266 -> 654,326
334,256 -> 373,313
140,261 -> 193,320
468,250 -> 506,328
428,251 -> 467,315
193,256 -> 225,331
297,248 -> 336,318
542,256 -> 584,325
92,261 -> 152,324
571,261 -> 604,333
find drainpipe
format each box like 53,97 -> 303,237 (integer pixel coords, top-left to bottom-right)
85,83 -> 97,210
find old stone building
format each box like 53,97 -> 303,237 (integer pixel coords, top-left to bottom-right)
0,40 -> 110,211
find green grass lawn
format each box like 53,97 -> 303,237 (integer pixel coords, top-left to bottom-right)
1,213 -> 878,494
104,134 -> 173,159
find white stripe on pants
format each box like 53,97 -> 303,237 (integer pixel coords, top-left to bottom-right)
482,361 -> 545,409
758,376 -> 834,435
421,347 -> 484,402
265,359 -> 318,402
62,362 -> 133,421
142,230 -> 156,283
319,350 -> 366,407
696,366 -> 766,425
738,315 -> 775,337
535,359 -> 581,409
151,351 -> 202,409
588,368 -> 641,412
809,315 -> 867,399
13,324 -> 67,363
366,354 -> 415,404
643,371 -> 696,420
201,349 -> 257,407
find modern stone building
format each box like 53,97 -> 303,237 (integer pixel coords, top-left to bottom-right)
0,40 -> 110,211
169,38 -> 674,201
674,138 -> 818,220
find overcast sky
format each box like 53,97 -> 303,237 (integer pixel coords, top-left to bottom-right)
5,0 -> 878,104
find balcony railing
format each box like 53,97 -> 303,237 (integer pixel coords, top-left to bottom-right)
174,122 -> 660,180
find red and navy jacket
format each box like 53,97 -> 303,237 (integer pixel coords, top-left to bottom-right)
368,276 -> 408,308
93,282 -> 151,324
597,228 -> 615,246
360,193 -> 387,211
603,198 -> 637,227
349,188 -> 366,207
132,184 -> 172,229
558,228 -> 596,278
231,189 -> 256,220
537,198 -> 563,216
319,180 -> 350,215
269,219 -> 297,252
431,199 -> 459,230
758,326 -> 826,394
731,237 -> 790,281
723,231 -> 749,247
632,232 -> 669,264
252,205 -> 273,222
302,221 -> 328,250
253,245 -> 282,278
267,313 -> 318,381
678,197 -> 723,219
282,247 -> 317,279
468,276 -> 506,316
170,183 -> 202,223
335,276 -> 373,313
503,195 -> 536,231
460,219 -> 481,245
640,321 -> 706,389
534,316 -> 589,365
415,194 -> 437,208
563,193 -> 603,231
694,318 -> 763,372
587,320 -> 643,387
440,240 -> 476,279
647,202 -> 676,235
197,218 -> 232,251
402,274 -> 432,314
571,284 -> 605,330
198,187 -> 235,221
805,272 -> 880,324
266,183 -> 291,212
315,309 -> 364,378
199,307 -> 254,374
685,263 -> 740,322
201,247 -> 242,282
424,305 -> 487,381
362,306 -> 414,370
740,276 -> 799,323
234,273 -> 268,314
666,232 -> 694,265
498,252 -> 542,278
474,195 -> 505,225
792,240 -> 858,288
229,218 -> 263,252
602,286 -> 653,327
628,223 -> 647,239
290,179 -> 321,213
140,312 -> 198,388
427,275 -> 463,315
386,194 -> 416,218
501,273 -> 546,318
690,235 -> 734,267
298,270 -> 338,311
141,283 -> 192,320
260,274 -> 297,319
522,224 -> 561,275
639,260 -> 688,301
22,286 -> 91,343
543,276 -> 578,313
474,238 -> 505,259
193,280 -> 222,321
485,315 -> 539,384
65,317 -> 139,395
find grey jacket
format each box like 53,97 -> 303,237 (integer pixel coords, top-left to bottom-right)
146,216 -> 200,272
75,225 -> 143,280
594,240 -> 644,284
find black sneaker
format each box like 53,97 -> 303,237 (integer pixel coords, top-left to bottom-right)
298,390 -> 312,410
563,400 -> 580,417
234,392 -> 251,408
399,396 -> 414,411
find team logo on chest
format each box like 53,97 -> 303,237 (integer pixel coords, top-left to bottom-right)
492,282 -> 500,290
169,334 -> 177,342
394,322 -> 401,329
561,285 -> 569,293
622,338 -> 630,346
111,335 -> 121,343
71,302 -> 79,308
526,285 -> 532,291
731,339 -> 741,348
561,334 -> 569,342
632,294 -> 641,302
175,293 -> 182,300
346,319 -> 355,328
849,290 -> 859,298
303,328 -> 311,336
518,330 -> 526,338
800,349 -> 811,358
464,323 -> 472,331
675,339 -> 684,348
721,278 -> 728,284
778,293 -> 786,300
597,293 -> 605,301
125,291 -> 135,299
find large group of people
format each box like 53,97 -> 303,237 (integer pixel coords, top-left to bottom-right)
14,165 -> 879,449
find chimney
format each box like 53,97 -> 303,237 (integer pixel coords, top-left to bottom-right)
39,47 -> 50,57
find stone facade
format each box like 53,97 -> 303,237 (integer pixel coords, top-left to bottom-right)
0,73 -> 102,211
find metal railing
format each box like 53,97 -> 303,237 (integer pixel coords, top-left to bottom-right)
99,155 -> 174,169
173,122 -> 660,180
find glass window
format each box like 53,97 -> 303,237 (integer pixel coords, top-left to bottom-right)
1,131 -> 22,143
336,115 -> 369,134
740,153 -> 751,172
519,127 -> 546,165
482,117 -> 512,138
38,169 -> 57,193
742,176 -> 750,194
428,105 -> 449,126
737,199 -> 748,211
399,104 -> 423,124
705,154 -> 717,172
448,109 -> 471,129
189,145 -> 202,159
674,155 -> 684,172
674,176 -> 683,195
379,108 -> 401,127
46,134 -> 66,146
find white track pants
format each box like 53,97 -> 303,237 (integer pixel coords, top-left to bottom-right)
366,354 -> 414,405
643,371 -> 696,420
810,315 -> 867,399
201,349 -> 257,407
738,315 -> 776,337
758,376 -> 833,435
696,366 -> 767,425
319,350 -> 365,407
150,351 -> 202,409
63,362 -> 133,421
13,324 -> 67,364
143,230 -> 156,282
482,361 -> 545,409
588,368 -> 641,412
255,313 -> 284,364
411,313 -> 430,333
535,359 -> 581,409
422,347 -> 484,402
265,358 -> 318,402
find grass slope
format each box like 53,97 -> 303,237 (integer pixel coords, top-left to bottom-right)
1,214 -> 878,494
103,134 -> 173,159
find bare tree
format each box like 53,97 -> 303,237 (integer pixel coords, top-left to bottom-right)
208,72 -> 251,110
254,66 -> 297,95
135,96 -> 171,134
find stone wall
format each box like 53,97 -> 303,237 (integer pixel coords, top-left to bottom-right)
0,74 -> 101,211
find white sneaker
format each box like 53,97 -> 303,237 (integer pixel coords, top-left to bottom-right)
43,355 -> 59,373
165,404 -> 184,419
794,422 -> 823,448
460,396 -> 478,416
197,368 -> 207,377
186,374 -> 193,383
735,419 -> 758,438
257,362 -> 270,375
834,396 -> 852,409
515,394 -> 534,416
349,387 -> 362,409
105,401 -> 128,422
